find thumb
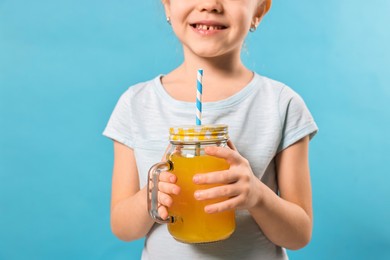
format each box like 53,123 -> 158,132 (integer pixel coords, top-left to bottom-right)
227,139 -> 237,151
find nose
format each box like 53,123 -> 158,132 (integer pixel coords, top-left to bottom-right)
197,0 -> 223,13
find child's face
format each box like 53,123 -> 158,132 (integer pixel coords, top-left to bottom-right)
162,0 -> 271,58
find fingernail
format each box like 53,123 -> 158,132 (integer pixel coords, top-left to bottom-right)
205,206 -> 213,214
194,191 -> 201,199
172,187 -> 180,195
193,175 -> 199,183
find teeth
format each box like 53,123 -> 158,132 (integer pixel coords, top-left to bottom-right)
196,24 -> 223,30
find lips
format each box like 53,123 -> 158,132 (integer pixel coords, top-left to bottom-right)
190,21 -> 228,31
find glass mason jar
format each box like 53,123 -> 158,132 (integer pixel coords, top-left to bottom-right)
147,124 -> 236,243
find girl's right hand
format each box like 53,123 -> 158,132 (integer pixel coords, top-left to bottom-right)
156,171 -> 181,220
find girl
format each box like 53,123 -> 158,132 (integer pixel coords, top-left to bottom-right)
103,0 -> 318,259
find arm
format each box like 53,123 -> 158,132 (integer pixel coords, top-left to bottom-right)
110,141 -> 154,241
110,141 -> 180,241
249,136 -> 312,249
193,136 -> 312,250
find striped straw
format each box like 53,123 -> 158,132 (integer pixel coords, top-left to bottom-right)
196,69 -> 203,125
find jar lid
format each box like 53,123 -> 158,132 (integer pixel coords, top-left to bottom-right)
169,124 -> 229,142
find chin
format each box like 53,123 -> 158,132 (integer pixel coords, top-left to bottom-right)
190,47 -> 228,59
184,41 -> 237,59
197,52 -> 222,58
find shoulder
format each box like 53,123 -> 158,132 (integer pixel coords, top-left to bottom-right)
108,75 -> 163,117
120,75 -> 162,99
255,73 -> 286,90
255,73 -> 291,94
253,73 -> 304,104
250,73 -> 302,111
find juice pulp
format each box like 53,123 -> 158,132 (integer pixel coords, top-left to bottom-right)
168,154 -> 235,243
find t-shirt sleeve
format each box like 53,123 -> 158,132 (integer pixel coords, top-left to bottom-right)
277,86 -> 318,153
102,89 -> 134,148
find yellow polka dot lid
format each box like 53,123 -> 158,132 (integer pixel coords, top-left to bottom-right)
169,124 -> 229,143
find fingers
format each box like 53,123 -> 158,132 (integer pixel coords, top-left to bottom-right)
159,171 -> 177,184
158,181 -> 180,196
204,145 -> 241,165
204,196 -> 242,214
159,171 -> 180,194
194,184 -> 239,201
194,185 -> 248,214
193,170 -> 236,185
157,172 -> 180,205
155,171 -> 180,220
157,190 -> 173,206
157,204 -> 169,220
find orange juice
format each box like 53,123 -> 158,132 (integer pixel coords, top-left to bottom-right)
168,154 -> 236,243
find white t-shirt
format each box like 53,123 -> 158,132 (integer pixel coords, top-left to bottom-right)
103,73 -> 318,259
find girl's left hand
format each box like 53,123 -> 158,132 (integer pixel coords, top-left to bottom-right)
193,140 -> 263,213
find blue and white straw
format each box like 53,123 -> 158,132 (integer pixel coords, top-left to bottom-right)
196,69 -> 203,126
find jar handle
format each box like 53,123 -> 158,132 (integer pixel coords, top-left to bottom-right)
147,160 -> 174,224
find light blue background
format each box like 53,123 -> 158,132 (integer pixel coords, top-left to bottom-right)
1,0 -> 389,259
